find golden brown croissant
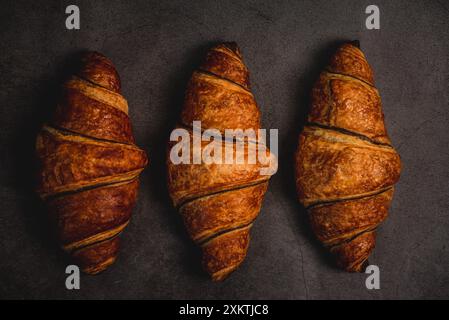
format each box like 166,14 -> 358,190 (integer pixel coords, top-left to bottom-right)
167,42 -> 276,281
36,52 -> 148,274
295,42 -> 401,272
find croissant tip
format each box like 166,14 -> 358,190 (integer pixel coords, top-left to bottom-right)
211,273 -> 228,282
75,50 -> 121,93
360,259 -> 370,272
80,51 -> 115,69
81,256 -> 117,275
209,266 -> 237,282
222,41 -> 238,48
349,40 -> 360,49
221,42 -> 242,58
81,50 -> 108,60
345,259 -> 370,273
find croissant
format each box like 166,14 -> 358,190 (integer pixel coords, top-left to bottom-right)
295,41 -> 401,272
36,52 -> 148,274
167,42 -> 276,281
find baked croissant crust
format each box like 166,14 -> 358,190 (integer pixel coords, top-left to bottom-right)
36,52 -> 148,274
295,42 -> 401,272
167,43 -> 276,281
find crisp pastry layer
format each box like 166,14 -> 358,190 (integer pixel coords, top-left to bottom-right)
295,42 -> 401,272
36,52 -> 147,274
167,43 -> 275,280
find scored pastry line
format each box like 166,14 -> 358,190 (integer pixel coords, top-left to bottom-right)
194,70 -> 253,95
324,70 -> 376,90
76,72 -> 118,92
319,220 -> 384,247
190,217 -> 255,244
305,123 -> 393,148
63,220 -> 129,252
303,126 -> 394,152
67,76 -> 129,114
197,68 -> 251,92
199,223 -> 253,247
309,187 -> 393,248
176,178 -> 270,209
69,75 -> 129,112
328,226 -> 378,249
176,121 -> 265,147
39,169 -> 143,199
326,226 -> 376,249
310,187 -> 394,209
181,183 -> 267,243
45,178 -> 139,201
42,125 -> 143,150
305,186 -> 394,210
212,46 -> 244,63
44,124 -> 134,146
82,256 -> 116,275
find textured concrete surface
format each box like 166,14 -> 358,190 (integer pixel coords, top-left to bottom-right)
0,0 -> 448,299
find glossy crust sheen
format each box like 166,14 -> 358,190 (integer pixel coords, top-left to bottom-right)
295,43 -> 401,272
167,43 -> 275,281
36,52 -> 148,274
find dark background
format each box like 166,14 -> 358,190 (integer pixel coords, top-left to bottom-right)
0,0 -> 448,299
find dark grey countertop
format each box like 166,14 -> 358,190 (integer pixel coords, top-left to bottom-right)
1,0 -> 448,299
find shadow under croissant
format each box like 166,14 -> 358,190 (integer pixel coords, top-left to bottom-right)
14,50 -> 152,275
10,50 -> 91,270
164,41 -> 277,281
145,43 -> 220,280
281,39 -> 370,272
